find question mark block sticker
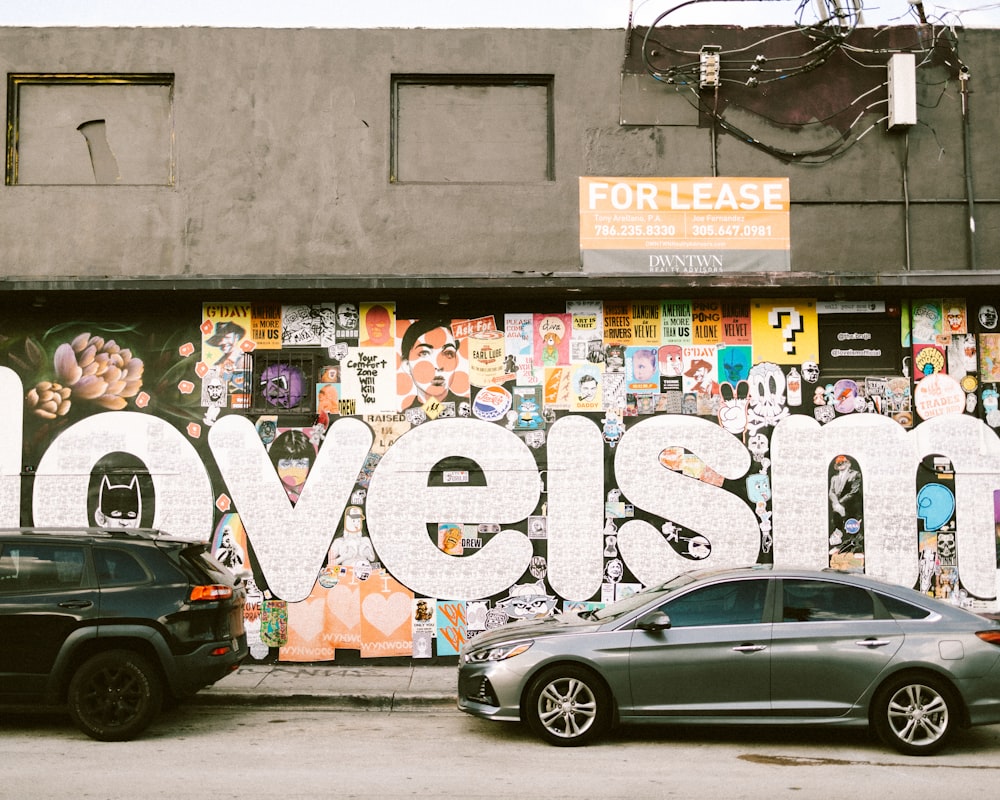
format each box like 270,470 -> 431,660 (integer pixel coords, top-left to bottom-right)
751,299 -> 818,364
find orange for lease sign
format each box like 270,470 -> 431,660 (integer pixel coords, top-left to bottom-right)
580,177 -> 790,252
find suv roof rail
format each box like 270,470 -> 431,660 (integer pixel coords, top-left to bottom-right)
0,526 -> 163,540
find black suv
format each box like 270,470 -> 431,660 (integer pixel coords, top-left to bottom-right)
0,527 -> 248,740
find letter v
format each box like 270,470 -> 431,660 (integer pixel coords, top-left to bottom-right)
209,416 -> 372,602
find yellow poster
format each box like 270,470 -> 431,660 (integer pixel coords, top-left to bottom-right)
750,298 -> 818,364
201,303 -> 252,372
630,301 -> 661,345
692,300 -> 723,345
251,303 -> 283,350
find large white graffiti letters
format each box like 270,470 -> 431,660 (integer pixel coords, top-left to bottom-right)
0,368 -> 23,526
771,414 -> 915,586
209,415 -> 373,602
34,411 -> 214,534
366,418 -> 536,600
546,415 -> 606,601
5,356 -> 1000,605
771,413 -> 1000,597
912,414 -> 1000,598
615,415 -> 760,586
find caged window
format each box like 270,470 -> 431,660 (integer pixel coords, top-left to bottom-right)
251,351 -> 317,417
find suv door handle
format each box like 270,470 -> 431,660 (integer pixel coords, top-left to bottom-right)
732,644 -> 767,653
855,638 -> 891,648
58,600 -> 93,609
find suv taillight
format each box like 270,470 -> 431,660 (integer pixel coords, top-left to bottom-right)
189,584 -> 233,602
976,630 -> 1000,647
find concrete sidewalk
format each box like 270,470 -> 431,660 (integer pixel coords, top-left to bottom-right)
192,664 -> 458,711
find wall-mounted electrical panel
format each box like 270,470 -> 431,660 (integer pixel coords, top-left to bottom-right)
888,52 -> 917,129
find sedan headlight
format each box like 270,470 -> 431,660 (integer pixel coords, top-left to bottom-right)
463,640 -> 534,663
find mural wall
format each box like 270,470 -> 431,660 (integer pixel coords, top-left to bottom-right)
3,295 -> 1000,662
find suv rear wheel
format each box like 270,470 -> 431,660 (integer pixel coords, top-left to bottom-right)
67,650 -> 163,741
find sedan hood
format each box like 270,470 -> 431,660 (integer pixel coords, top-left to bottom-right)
465,611 -> 604,651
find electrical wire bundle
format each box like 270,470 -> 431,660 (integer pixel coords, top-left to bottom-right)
636,0 -> 968,163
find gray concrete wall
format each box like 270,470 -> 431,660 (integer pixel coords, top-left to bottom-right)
0,25 -> 995,283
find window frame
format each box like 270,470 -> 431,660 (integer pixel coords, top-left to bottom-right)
5,72 -> 176,186
0,542 -> 89,593
658,578 -> 771,628
779,578 -> 876,623
389,73 -> 555,184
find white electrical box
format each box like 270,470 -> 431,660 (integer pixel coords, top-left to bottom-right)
888,52 -> 917,128
699,45 -> 721,89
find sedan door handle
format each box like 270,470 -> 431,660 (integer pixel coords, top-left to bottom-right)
732,644 -> 767,653
58,600 -> 93,609
855,638 -> 891,648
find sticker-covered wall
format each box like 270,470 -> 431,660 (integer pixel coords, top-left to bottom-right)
3,296 -> 998,662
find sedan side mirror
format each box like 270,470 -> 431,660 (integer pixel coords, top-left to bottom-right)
637,611 -> 672,631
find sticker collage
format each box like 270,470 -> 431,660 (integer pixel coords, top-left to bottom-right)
10,295 -> 999,662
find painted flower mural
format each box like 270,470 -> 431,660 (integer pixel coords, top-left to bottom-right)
25,380 -> 72,419
52,332 -> 144,411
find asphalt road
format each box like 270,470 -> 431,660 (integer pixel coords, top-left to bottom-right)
3,704 -> 1000,799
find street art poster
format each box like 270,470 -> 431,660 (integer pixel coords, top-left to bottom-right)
202,303 -> 253,375
692,300 -> 723,345
504,312 -> 538,386
467,329 -> 508,388
6,293 -> 1000,669
281,303 -> 338,347
721,301 -> 752,345
661,300 -> 692,345
534,313 -> 571,367
435,601 -> 466,657
603,301 -> 633,345
571,364 -> 603,412
281,581 -> 339,662
630,302 -> 661,346
359,303 -> 395,349
251,303 -> 284,350
412,598 -> 436,659
360,571 -> 414,658
750,298 -> 819,364
567,300 -> 603,363
396,318 -> 470,415
342,348 -> 396,415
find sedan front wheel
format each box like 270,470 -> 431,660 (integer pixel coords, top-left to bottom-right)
525,665 -> 610,746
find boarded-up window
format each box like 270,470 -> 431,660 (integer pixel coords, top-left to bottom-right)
392,75 -> 553,183
6,74 -> 174,186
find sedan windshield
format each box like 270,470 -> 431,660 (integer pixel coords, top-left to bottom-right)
588,571 -> 697,622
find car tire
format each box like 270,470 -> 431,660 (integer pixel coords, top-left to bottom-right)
872,672 -> 956,756
525,665 -> 610,746
67,650 -> 163,742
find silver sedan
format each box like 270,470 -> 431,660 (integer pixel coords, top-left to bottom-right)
458,567 -> 1000,755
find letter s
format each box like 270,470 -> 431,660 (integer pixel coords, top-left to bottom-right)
615,416 -> 758,585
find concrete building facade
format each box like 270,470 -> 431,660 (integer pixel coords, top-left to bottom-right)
0,23 -> 998,663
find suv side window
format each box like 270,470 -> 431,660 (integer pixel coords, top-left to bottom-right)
781,579 -> 874,622
94,547 -> 149,586
661,579 -> 768,627
0,543 -> 86,592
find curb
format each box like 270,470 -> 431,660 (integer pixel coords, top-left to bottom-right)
190,692 -> 457,711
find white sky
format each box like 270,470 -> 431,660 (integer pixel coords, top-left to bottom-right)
2,0 -> 999,29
